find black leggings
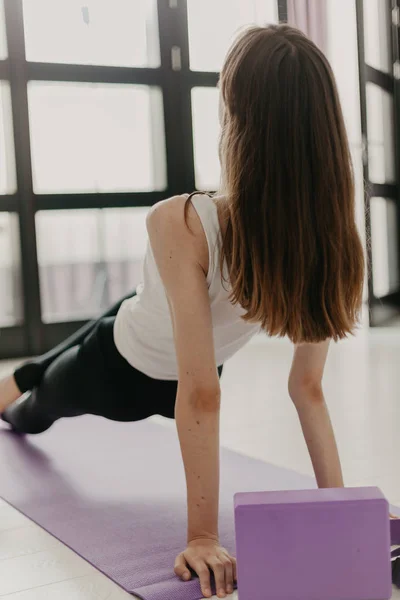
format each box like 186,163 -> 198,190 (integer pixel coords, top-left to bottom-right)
7,291 -> 223,434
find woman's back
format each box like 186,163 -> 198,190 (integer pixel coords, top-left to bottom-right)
114,194 -> 260,380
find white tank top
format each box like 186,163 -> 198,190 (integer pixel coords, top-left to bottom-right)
113,194 -> 260,380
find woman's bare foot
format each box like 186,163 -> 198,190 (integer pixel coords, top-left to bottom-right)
0,375 -> 21,413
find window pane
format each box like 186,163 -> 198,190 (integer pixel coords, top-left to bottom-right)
192,87 -> 220,190
370,197 -> 399,297
326,0 -> 363,147
363,0 -> 392,74
36,208 -> 149,323
23,0 -> 160,67
28,82 -> 167,194
366,83 -> 396,184
0,0 -> 7,60
0,82 -> 17,195
188,0 -> 278,72
0,213 -> 23,326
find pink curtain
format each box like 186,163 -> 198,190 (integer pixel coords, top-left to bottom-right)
287,0 -> 327,52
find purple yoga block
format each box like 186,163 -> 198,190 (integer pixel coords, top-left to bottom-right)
234,487 -> 391,600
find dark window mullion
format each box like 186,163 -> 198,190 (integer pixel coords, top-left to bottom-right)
26,62 -> 163,85
157,0 -> 195,193
35,191 -> 167,211
186,71 -> 219,88
365,64 -> 394,92
0,60 -> 9,78
4,0 -> 43,354
370,183 -> 398,198
0,195 -> 16,211
0,325 -> 26,359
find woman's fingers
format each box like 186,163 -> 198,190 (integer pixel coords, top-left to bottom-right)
174,553 -> 191,582
208,557 -> 226,597
231,555 -> 237,583
193,561 -> 212,598
219,554 -> 234,594
208,552 -> 237,597
176,545 -> 236,597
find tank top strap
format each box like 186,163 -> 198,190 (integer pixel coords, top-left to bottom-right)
190,193 -> 220,286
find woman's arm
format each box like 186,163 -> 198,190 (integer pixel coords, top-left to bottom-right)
288,340 -> 344,488
147,197 -> 235,599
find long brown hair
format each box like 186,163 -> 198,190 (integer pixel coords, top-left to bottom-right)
217,24 -> 364,343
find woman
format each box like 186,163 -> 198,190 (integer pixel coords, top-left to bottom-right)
0,25 -> 364,598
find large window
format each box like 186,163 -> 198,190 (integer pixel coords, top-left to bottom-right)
0,0 -> 282,358
3,0 -> 398,355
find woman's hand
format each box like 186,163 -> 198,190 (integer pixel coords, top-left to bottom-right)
174,538 -> 237,598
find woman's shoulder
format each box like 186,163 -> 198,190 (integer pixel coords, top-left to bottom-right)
147,194 -> 189,229
146,195 -> 192,244
147,193 -> 218,237
146,194 -> 209,269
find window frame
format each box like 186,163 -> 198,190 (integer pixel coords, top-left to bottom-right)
356,0 -> 400,325
0,0 -> 285,358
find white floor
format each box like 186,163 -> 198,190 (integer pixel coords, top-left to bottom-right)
1,330 -> 400,599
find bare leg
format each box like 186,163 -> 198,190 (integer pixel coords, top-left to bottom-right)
0,375 -> 22,413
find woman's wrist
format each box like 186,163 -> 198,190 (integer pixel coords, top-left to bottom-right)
188,532 -> 219,545
187,502 -> 219,545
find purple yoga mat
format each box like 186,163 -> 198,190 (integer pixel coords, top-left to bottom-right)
0,417 -> 314,600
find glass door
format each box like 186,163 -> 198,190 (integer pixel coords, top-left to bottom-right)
357,0 -> 400,325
